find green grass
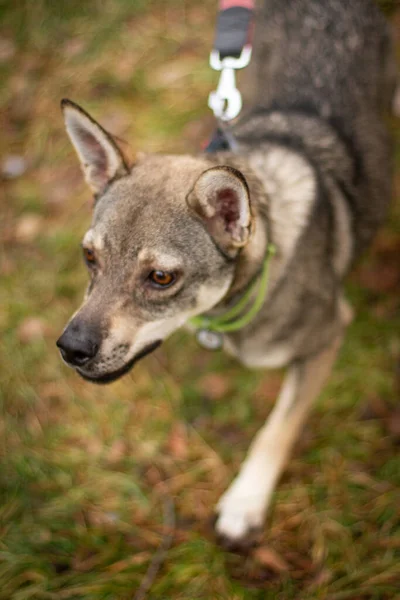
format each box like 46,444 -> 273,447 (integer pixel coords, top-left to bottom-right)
1,1 -> 400,598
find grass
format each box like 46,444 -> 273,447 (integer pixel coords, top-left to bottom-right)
1,1 -> 400,598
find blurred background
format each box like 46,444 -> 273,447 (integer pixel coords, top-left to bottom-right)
0,1 -> 399,598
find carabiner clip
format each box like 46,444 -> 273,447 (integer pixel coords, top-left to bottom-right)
208,67 -> 242,121
208,46 -> 252,121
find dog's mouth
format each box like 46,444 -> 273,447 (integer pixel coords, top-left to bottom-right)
77,340 -> 162,384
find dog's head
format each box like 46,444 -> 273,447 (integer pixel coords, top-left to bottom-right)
56,100 -> 253,383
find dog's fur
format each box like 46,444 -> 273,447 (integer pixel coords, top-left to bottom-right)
57,0 -> 396,545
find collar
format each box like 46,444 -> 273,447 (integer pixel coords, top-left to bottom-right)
189,243 -> 276,350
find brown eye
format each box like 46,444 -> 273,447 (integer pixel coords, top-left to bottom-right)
148,270 -> 175,288
83,247 -> 96,265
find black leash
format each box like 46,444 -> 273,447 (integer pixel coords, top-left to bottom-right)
213,0 -> 255,59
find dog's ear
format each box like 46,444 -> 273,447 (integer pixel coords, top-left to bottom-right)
187,166 -> 252,257
61,99 -> 129,196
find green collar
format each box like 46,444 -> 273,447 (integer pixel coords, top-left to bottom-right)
189,243 -> 276,348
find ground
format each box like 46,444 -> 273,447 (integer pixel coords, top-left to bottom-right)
0,1 -> 399,599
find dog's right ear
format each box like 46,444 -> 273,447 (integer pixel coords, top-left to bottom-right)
61,99 -> 129,196
187,166 -> 252,258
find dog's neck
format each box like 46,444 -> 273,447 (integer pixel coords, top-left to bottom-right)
202,141 -> 319,315
228,207 -> 269,301
203,151 -> 271,309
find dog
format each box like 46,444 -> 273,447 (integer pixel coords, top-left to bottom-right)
57,0 -> 397,546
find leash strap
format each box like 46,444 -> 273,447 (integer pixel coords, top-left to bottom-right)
214,0 -> 254,59
208,0 -> 255,121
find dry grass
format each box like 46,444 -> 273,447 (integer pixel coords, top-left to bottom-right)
1,1 -> 399,598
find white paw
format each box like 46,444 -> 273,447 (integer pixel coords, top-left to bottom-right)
215,481 -> 267,543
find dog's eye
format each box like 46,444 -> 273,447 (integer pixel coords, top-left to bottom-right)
148,270 -> 175,288
83,247 -> 96,266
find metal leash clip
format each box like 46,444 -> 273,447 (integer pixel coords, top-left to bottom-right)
208,45 -> 252,121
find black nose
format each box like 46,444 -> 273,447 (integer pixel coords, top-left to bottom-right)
56,320 -> 100,367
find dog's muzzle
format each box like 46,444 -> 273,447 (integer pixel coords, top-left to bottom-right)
57,317 -> 162,384
76,340 -> 162,384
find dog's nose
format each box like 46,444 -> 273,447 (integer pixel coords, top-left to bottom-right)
56,321 -> 100,367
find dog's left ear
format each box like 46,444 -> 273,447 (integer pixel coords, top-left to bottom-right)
61,99 -> 129,196
187,166 -> 252,257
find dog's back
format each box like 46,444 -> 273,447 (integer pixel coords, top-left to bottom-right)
239,0 -> 396,257
251,0 -> 395,117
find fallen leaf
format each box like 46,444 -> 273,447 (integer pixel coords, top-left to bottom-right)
167,422 -> 188,459
1,256 -> 16,276
107,440 -> 127,464
17,317 -> 49,343
152,60 -> 192,88
38,165 -> 82,211
309,568 -> 332,588
386,407 -> 400,441
15,214 -> 43,243
359,395 -> 391,420
197,373 -> 231,401
213,422 -> 246,445
372,296 -> 400,319
143,465 -> 164,486
253,546 -> 289,573
107,552 -> 151,573
0,37 -> 15,62
63,38 -> 86,58
38,381 -> 68,402
254,373 -> 282,403
352,233 -> 400,294
355,263 -> 400,293
284,551 -> 314,572
2,155 -> 27,178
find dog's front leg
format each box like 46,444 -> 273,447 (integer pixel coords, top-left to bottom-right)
215,330 -> 346,547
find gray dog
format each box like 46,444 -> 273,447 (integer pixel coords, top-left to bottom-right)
57,0 -> 397,546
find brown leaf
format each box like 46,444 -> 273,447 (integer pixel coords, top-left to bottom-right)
15,214 -> 43,243
107,552 -> 151,573
167,422 -> 188,459
385,407 -> 400,441
63,38 -> 86,58
144,465 -> 164,486
0,37 -> 15,62
360,395 -> 391,420
1,256 -> 16,276
373,231 -> 400,254
17,317 -> 49,343
38,382 -> 68,403
197,373 -> 231,401
372,296 -> 400,319
355,263 -> 400,293
106,440 -> 127,465
213,421 -> 246,445
1,155 -> 27,178
151,60 -> 192,88
310,568 -> 332,588
284,551 -> 314,572
352,233 -> 400,294
254,374 -> 282,403
253,546 -> 289,573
